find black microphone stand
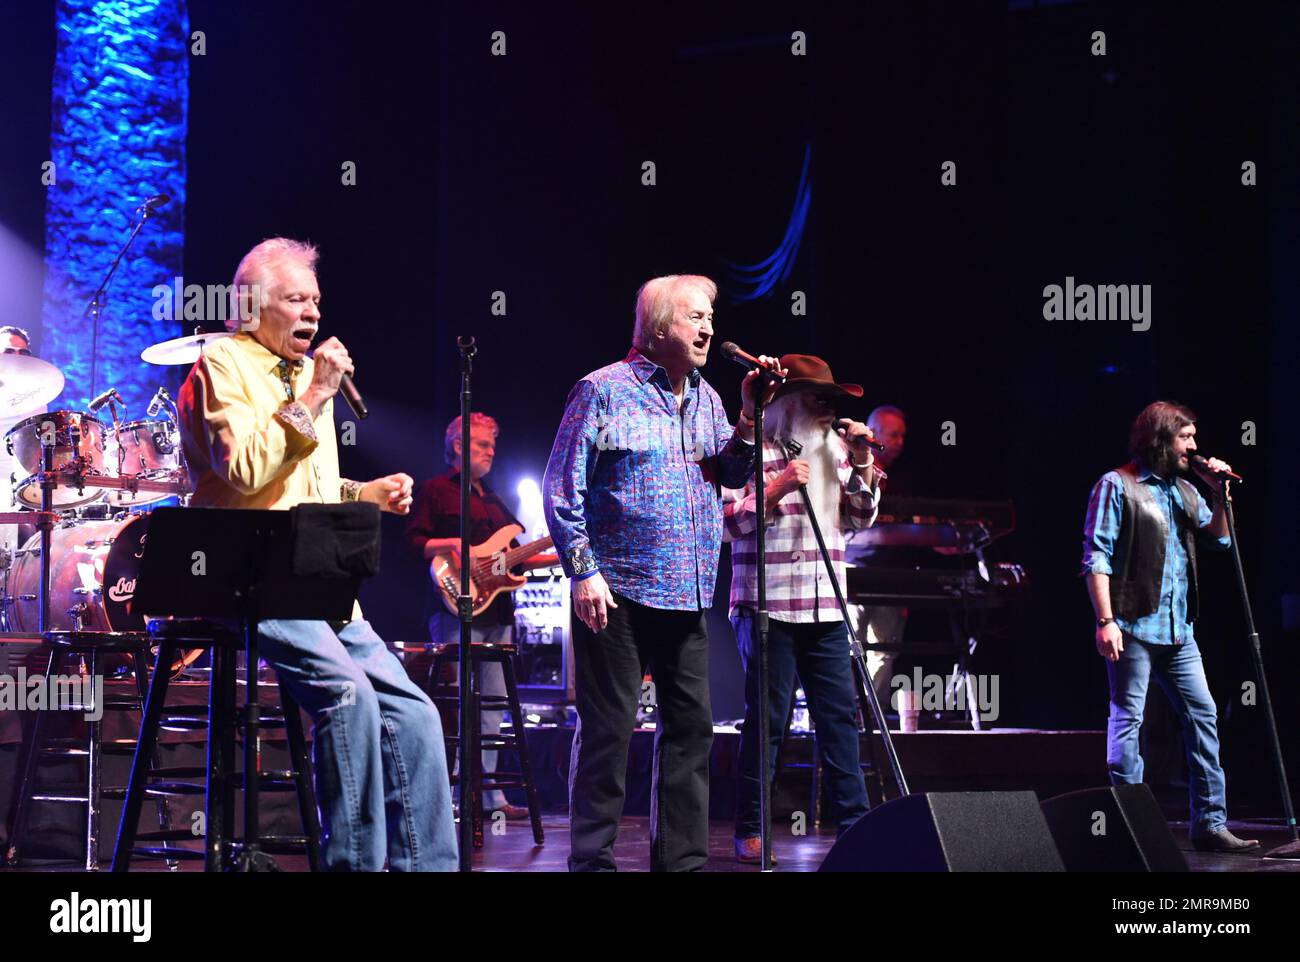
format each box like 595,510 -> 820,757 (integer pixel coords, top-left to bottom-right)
1216,475 -> 1299,858
456,335 -> 476,871
83,199 -> 159,400
752,373 -> 775,872
780,438 -> 910,797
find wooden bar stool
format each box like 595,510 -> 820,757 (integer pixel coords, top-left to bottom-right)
5,631 -> 177,870
111,619 -> 322,871
426,640 -> 544,848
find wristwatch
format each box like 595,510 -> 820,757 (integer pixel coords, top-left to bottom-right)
1097,616 -> 1116,628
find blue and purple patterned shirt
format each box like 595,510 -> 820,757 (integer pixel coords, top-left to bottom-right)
543,349 -> 757,611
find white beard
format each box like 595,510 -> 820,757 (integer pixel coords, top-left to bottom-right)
769,401 -> 845,530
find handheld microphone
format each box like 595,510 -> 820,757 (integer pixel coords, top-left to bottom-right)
1190,454 -> 1243,483
832,417 -> 886,453
308,338 -> 369,420
339,374 -> 368,420
720,342 -> 785,380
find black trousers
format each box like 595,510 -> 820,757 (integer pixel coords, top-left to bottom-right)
567,591 -> 713,871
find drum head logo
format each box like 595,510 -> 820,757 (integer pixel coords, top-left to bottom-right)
107,576 -> 136,603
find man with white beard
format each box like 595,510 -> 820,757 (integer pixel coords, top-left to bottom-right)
722,354 -> 881,863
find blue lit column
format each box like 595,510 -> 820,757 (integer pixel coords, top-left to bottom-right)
41,0 -> 188,413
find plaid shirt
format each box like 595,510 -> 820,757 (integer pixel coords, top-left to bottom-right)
723,439 -> 879,622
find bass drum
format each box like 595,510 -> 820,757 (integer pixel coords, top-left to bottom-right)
6,515 -> 148,632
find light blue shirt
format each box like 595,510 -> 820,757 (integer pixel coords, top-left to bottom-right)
1082,466 -> 1230,646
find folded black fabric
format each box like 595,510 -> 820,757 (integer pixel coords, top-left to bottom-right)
290,502 -> 381,579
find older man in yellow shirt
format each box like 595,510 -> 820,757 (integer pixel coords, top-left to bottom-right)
178,237 -> 456,871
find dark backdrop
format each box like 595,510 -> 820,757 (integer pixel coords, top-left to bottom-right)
3,0 -> 1297,809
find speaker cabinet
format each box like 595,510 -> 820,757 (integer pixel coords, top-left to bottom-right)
1041,784 -> 1188,872
819,791 -> 1066,871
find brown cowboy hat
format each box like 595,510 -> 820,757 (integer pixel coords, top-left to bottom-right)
770,354 -> 863,401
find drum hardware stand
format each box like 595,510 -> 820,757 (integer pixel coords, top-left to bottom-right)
777,438 -> 910,803
102,393 -> 126,478
154,387 -> 192,508
1216,475 -> 1300,859
83,198 -> 162,401
38,436 -> 55,634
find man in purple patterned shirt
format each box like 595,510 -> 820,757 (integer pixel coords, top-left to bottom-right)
543,274 -> 781,871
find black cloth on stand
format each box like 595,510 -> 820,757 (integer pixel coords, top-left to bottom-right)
291,502 -> 382,580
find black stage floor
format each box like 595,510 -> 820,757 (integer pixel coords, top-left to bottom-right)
3,815 -> 1297,873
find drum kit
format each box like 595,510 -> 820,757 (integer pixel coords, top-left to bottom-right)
0,330 -> 230,637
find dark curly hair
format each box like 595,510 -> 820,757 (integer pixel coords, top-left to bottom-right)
1129,400 -> 1196,476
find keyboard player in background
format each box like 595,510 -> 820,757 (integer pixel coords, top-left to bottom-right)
846,405 -> 912,706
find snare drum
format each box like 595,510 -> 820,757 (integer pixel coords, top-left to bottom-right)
4,411 -> 108,509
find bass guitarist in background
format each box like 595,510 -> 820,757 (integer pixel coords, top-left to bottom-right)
406,412 -> 532,819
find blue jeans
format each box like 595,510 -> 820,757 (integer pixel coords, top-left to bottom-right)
1105,636 -> 1227,836
732,612 -> 869,839
258,619 -> 457,871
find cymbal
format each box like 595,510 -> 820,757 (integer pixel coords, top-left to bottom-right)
141,331 -> 233,366
0,353 -> 65,415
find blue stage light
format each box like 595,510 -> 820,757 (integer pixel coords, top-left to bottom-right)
41,0 -> 189,415
725,143 -> 812,303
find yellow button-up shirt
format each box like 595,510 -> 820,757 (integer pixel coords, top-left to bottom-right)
179,332 -> 360,510
178,333 -> 366,619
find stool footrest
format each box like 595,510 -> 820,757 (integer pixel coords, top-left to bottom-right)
159,720 -> 210,732
131,846 -> 204,862
258,836 -> 311,854
142,782 -> 207,797
478,737 -> 524,749
133,829 -> 202,842
145,766 -> 207,779
480,778 -> 530,789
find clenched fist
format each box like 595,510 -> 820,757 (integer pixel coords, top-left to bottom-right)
362,472 -> 414,515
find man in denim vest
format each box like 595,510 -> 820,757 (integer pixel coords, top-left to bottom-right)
1081,400 -> 1257,854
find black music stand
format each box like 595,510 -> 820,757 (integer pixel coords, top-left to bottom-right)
127,505 -> 373,871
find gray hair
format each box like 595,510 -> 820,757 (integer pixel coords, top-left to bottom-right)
632,274 -> 717,351
226,237 -> 319,332
444,412 -> 500,466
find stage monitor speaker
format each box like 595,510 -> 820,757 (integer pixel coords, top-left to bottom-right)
1040,784 -> 1188,872
818,791 -> 1066,872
